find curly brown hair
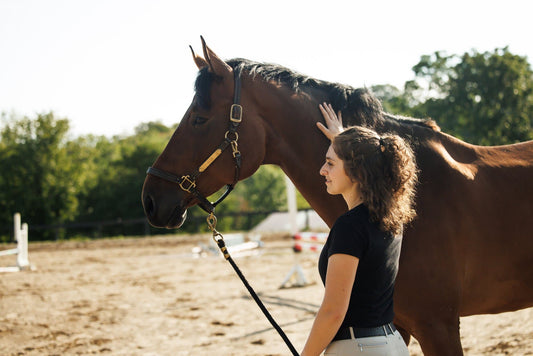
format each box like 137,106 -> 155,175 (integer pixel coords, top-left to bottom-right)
333,126 -> 418,235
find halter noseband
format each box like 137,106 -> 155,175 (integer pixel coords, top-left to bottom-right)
146,67 -> 243,214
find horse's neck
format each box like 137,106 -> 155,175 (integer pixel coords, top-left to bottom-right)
252,84 -> 346,226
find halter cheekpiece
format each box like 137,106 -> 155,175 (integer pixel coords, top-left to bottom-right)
146,66 -> 243,214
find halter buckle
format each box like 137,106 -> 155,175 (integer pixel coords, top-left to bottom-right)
178,175 -> 196,193
230,104 -> 243,123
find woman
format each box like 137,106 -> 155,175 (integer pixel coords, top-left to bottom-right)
301,103 -> 417,356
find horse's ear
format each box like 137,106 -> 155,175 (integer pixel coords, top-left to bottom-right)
190,45 -> 208,70
200,36 -> 233,77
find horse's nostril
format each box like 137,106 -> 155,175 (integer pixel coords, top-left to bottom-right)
144,195 -> 155,218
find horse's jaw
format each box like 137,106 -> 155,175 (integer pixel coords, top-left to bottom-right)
166,207 -> 187,229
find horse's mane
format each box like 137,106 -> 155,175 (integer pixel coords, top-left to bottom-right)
195,58 -> 438,131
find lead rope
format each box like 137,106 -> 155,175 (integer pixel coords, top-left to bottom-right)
206,213 -> 300,356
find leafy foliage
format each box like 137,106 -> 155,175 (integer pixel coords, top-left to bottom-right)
0,113 -> 90,239
378,48 -> 533,145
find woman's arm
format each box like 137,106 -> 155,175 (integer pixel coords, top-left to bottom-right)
301,253 -> 359,356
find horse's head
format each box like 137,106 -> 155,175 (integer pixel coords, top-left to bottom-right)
142,37 -> 266,228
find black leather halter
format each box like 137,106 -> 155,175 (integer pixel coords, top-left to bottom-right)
146,67 -> 243,214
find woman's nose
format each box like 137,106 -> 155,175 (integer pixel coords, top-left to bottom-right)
319,163 -> 327,176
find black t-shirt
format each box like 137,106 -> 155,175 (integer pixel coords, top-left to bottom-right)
318,204 -> 402,328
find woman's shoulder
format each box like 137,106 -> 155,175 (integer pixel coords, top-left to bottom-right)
341,204 -> 369,223
328,205 -> 371,257
331,204 -> 369,234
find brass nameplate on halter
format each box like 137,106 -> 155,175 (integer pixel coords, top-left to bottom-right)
199,148 -> 222,172
230,104 -> 242,123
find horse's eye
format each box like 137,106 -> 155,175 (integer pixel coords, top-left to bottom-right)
192,116 -> 208,127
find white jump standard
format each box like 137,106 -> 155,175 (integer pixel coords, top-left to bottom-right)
0,213 -> 31,272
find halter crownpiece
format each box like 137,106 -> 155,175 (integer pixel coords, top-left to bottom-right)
146,66 -> 243,214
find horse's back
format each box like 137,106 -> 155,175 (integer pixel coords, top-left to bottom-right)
475,139 -> 533,167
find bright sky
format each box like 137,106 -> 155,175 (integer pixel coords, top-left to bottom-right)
1,0 -> 532,137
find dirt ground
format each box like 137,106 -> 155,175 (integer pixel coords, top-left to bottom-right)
1,234 -> 532,355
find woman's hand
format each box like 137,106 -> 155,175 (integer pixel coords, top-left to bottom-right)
317,103 -> 344,141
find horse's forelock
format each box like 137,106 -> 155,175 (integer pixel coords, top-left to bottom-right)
194,67 -> 222,110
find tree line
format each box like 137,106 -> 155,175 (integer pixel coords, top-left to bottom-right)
1,47 -> 531,241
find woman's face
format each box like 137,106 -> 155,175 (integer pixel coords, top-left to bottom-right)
319,145 -> 355,196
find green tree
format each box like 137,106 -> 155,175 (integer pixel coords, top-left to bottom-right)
0,112 -> 90,240
404,48 -> 533,145
77,121 -> 175,236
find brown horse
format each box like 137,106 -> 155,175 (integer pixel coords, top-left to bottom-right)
141,38 -> 533,355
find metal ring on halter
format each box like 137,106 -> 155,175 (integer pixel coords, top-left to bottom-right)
225,131 -> 239,141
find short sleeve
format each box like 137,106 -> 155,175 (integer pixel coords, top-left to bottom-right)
326,213 -> 368,259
